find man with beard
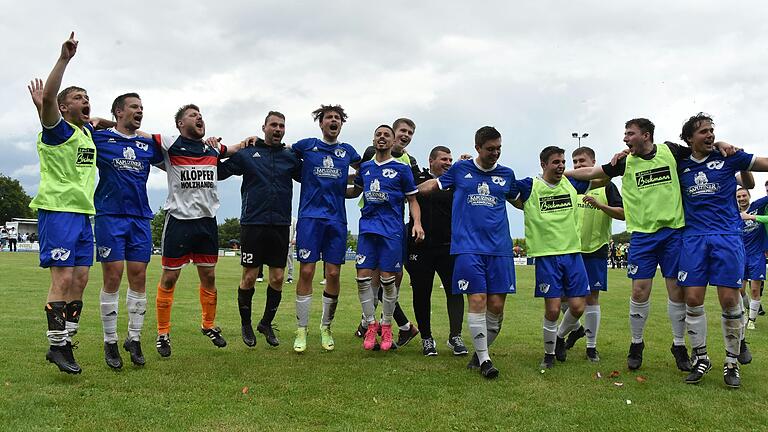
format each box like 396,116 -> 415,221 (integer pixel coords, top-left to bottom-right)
354,118 -> 420,348
218,111 -> 301,348
418,126 -> 518,379
292,105 -> 361,352
347,125 -> 423,351
153,104 -> 243,357
29,33 -> 96,374
407,146 -> 467,356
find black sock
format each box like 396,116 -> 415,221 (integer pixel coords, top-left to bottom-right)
260,285 -> 282,326
238,287 -> 255,325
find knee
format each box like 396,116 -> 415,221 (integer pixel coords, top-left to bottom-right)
568,301 -> 585,316
468,295 -> 486,312
544,308 -> 560,322
326,266 -> 340,281
241,272 -> 257,289
160,272 -> 179,290
269,273 -> 284,288
299,265 -> 315,280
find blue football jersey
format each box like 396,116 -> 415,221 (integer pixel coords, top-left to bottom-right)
293,138 -> 361,223
677,150 -> 755,236
437,159 -> 518,256
93,128 -> 162,219
355,158 -> 418,238
742,195 -> 768,256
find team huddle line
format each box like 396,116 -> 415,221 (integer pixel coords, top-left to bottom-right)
29,34 -> 768,388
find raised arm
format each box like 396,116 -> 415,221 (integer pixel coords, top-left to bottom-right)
564,165 -> 609,181
41,32 -> 78,126
417,178 -> 439,195
749,156 -> 768,172
407,194 -> 425,242
28,78 -> 44,116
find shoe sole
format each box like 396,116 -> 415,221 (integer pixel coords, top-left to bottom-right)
46,356 -> 82,374
482,370 -> 499,379
685,367 -> 712,384
397,335 -> 417,348
294,345 -> 306,353
724,380 -> 741,389
424,351 -> 438,357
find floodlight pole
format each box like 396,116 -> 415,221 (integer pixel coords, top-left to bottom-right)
572,132 -> 589,146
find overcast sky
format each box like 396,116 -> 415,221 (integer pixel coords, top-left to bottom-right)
2,1 -> 767,236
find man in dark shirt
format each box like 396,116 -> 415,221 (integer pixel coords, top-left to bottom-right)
218,111 -> 301,347
406,145 -> 467,356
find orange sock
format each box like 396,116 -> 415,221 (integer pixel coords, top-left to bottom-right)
156,283 -> 175,334
199,285 -> 217,329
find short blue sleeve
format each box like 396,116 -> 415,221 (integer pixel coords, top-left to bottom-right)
516,178 -> 533,202
292,139 -> 310,158
568,177 -> 591,194
347,144 -> 361,164
402,166 -> 418,194
150,143 -> 164,165
751,195 -> 768,214
730,151 -> 755,171
41,118 -> 74,146
437,162 -> 457,190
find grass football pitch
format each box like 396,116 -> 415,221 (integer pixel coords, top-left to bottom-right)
1,252 -> 766,431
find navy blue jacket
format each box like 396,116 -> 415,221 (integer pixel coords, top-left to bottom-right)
218,139 -> 301,225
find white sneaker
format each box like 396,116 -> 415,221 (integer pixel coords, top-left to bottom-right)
256,277 -> 264,283
320,279 -> 326,285
747,320 -> 756,330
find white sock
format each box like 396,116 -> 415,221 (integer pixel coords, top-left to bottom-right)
126,289 -> 146,342
486,311 -> 503,347
557,308 -> 580,338
668,299 -> 686,346
686,304 -> 708,359
380,276 -> 397,325
468,312 -> 490,363
722,305 -> 742,364
629,298 -> 650,344
749,299 -> 761,321
100,290 -> 119,343
296,294 -> 312,328
584,305 -> 600,349
543,318 -> 558,355
65,321 -> 79,343
356,277 -> 376,324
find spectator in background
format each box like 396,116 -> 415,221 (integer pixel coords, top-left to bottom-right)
8,227 -> 18,252
0,227 -> 7,250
